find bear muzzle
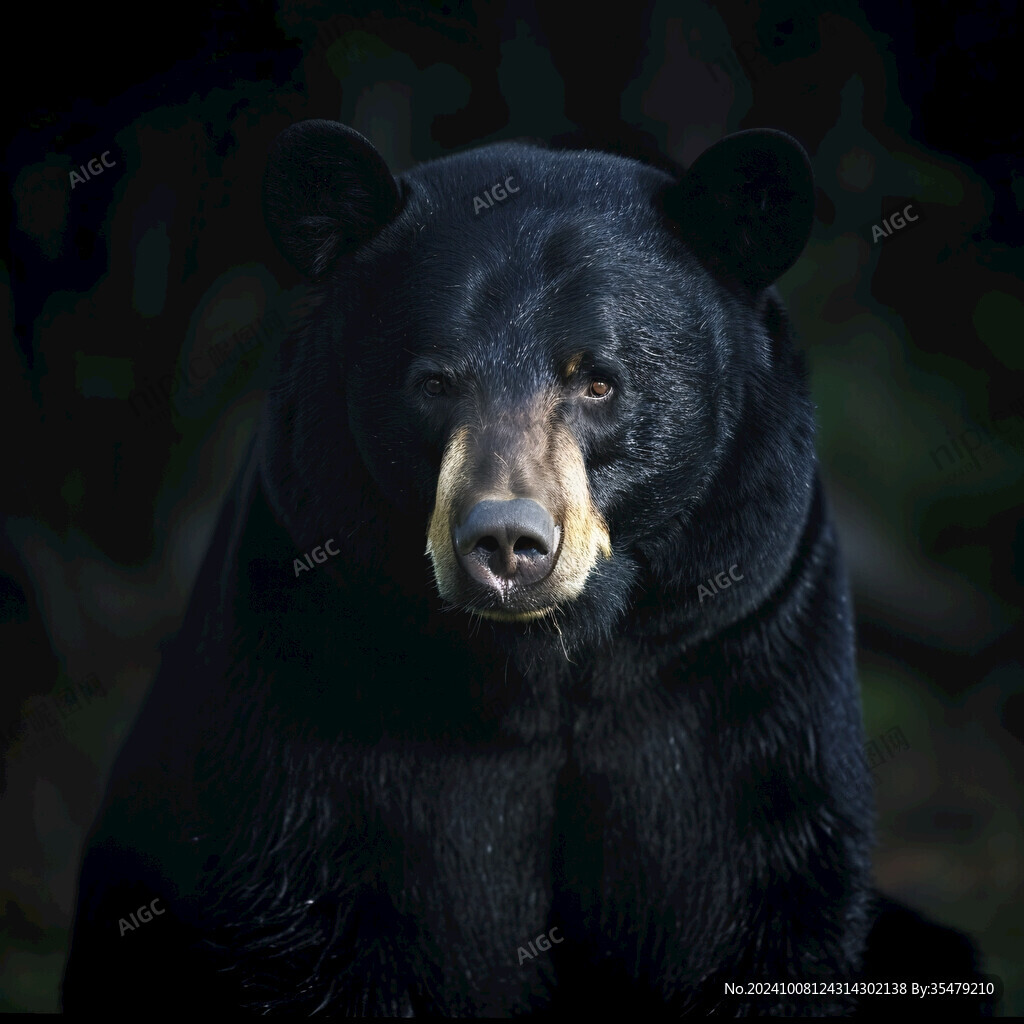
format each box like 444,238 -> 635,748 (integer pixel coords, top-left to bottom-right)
425,423 -> 612,620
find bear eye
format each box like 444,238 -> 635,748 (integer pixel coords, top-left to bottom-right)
423,376 -> 445,397
586,380 -> 612,399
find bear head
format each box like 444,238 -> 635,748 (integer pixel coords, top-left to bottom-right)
261,120 -> 817,655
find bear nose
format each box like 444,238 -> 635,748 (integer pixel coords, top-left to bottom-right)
453,499 -> 559,589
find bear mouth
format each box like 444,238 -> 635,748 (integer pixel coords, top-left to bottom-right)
467,606 -> 555,622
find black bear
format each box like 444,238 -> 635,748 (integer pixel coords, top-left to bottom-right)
63,121 -> 991,1016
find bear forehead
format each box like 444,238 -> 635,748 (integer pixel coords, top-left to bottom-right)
372,144 -> 697,326
368,211 -> 701,364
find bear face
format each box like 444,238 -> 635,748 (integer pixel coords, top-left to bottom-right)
261,121 -> 818,654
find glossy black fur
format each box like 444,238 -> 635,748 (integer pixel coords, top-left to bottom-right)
63,124 -> 989,1016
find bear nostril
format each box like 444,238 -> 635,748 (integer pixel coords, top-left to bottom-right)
476,536 -> 500,553
512,536 -> 547,556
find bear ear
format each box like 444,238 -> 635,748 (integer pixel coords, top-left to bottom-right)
263,120 -> 400,279
666,129 -> 815,292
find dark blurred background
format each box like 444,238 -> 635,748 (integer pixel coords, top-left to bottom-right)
1,0 -> 1021,1013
